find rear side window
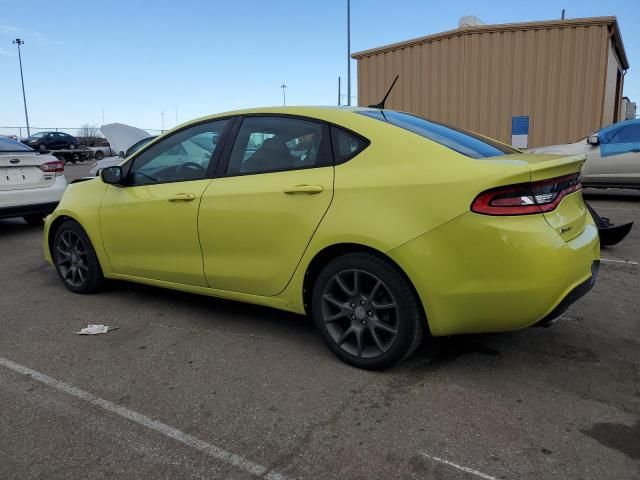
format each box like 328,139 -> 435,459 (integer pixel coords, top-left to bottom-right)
331,126 -> 369,163
0,137 -> 33,152
358,110 -> 518,159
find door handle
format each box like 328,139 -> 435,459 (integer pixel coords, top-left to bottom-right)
283,185 -> 324,195
168,193 -> 196,202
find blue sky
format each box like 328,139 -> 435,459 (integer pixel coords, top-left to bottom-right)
1,0 -> 639,134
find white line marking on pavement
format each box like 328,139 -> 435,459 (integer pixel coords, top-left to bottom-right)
0,356 -> 286,480
419,452 -> 499,480
601,258 -> 639,265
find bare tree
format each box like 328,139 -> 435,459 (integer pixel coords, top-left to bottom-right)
77,124 -> 101,146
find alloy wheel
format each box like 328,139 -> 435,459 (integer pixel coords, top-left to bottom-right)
55,230 -> 89,287
321,269 -> 400,359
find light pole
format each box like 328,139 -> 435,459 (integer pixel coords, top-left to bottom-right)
280,83 -> 287,106
13,38 -> 30,137
347,0 -> 351,106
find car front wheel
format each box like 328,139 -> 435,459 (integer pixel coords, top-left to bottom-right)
312,252 -> 425,370
53,221 -> 104,293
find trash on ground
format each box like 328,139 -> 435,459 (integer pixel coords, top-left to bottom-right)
74,324 -> 118,335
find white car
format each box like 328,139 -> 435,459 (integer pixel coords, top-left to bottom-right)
0,136 -> 67,224
529,119 -> 640,189
89,123 -> 153,176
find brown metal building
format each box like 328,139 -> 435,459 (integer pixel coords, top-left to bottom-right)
352,17 -> 629,148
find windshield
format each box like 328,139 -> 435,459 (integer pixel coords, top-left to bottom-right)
30,132 -> 46,138
358,110 -> 519,159
126,137 -> 156,157
0,137 -> 34,152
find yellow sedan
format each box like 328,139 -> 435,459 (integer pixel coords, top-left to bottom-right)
44,107 -> 599,369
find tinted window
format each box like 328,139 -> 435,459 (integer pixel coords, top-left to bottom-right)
226,116 -> 330,175
358,110 -> 518,159
607,124 -> 640,144
331,126 -> 369,163
125,137 -> 156,157
127,119 -> 229,186
0,137 -> 33,152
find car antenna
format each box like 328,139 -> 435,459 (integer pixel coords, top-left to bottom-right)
368,75 -> 399,109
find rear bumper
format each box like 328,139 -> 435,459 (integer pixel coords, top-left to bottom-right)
534,260 -> 599,326
388,211 -> 600,336
0,175 -> 67,211
0,201 -> 59,219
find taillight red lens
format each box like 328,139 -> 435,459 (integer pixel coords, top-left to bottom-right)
39,160 -> 65,174
471,173 -> 581,216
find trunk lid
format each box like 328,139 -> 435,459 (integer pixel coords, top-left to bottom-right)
0,153 -> 57,191
503,153 -> 587,241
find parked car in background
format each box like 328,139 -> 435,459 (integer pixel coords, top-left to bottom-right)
45,106 -> 599,369
89,123 -> 156,176
88,142 -> 115,161
529,119 -> 640,189
0,136 -> 67,225
22,131 -> 80,151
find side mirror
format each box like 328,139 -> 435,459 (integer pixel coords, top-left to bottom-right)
587,135 -> 600,146
101,166 -> 123,185
118,151 -> 125,158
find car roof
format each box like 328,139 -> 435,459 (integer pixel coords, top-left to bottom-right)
174,106 -> 379,129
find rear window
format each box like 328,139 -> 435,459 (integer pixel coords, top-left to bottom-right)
0,137 -> 33,152
358,110 -> 518,159
331,126 -> 369,163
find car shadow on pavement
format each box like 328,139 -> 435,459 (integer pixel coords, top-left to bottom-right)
0,218 -> 44,237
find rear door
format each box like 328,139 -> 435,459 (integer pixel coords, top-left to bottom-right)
198,115 -> 334,296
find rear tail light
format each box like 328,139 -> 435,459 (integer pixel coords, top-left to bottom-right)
471,173 -> 581,215
39,160 -> 65,175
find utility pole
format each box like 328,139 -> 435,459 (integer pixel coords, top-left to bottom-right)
161,109 -> 165,132
280,83 -> 287,106
338,76 -> 341,106
13,38 -> 30,137
347,0 -> 351,106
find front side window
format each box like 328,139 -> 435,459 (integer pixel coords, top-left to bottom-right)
359,110 -> 518,159
605,124 -> 640,144
226,116 -> 330,176
126,119 -> 229,186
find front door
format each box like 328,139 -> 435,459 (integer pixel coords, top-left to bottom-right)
198,115 -> 334,296
100,118 -> 231,286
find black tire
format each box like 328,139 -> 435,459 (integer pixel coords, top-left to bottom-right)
23,215 -> 44,226
311,252 -> 425,370
52,220 -> 104,293
94,150 -> 104,160
39,143 -> 46,152
68,143 -> 76,150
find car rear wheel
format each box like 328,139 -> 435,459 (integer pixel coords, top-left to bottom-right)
53,221 -> 103,293
312,253 -> 425,370
94,150 -> 104,160
39,144 -> 46,152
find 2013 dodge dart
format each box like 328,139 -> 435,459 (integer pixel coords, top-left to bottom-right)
44,107 -> 599,369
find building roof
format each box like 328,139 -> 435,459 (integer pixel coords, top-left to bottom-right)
352,16 -> 629,70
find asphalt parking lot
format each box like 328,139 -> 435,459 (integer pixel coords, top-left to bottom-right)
0,162 -> 638,480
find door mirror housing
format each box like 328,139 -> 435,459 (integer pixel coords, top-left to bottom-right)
101,166 -> 123,185
587,135 -> 600,146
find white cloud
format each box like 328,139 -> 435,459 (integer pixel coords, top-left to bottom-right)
0,24 -> 62,46
0,25 -> 20,34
